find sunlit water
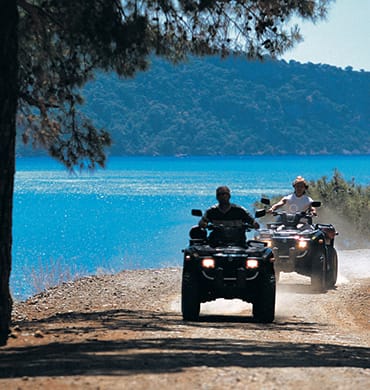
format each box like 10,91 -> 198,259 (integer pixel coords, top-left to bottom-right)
12,155 -> 370,299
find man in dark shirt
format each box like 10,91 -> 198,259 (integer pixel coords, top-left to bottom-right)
199,186 -> 259,229
198,186 -> 259,246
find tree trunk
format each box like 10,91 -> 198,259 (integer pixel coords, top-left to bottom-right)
0,0 -> 19,346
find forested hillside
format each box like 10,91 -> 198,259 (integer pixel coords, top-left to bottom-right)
17,57 -> 370,156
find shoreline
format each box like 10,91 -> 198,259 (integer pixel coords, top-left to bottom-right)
11,248 -> 370,304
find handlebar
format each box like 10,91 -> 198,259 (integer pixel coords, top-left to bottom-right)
272,210 -> 316,218
205,223 -> 254,231
272,210 -> 308,217
269,210 -> 316,227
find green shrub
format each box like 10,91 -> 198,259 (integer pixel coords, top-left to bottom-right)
309,170 -> 370,246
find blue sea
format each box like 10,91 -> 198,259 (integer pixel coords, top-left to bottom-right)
12,155 -> 370,300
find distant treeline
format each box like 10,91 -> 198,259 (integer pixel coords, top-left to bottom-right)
17,56 -> 370,157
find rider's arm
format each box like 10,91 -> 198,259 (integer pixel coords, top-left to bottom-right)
252,220 -> 260,229
242,208 -> 260,229
268,197 -> 286,213
199,209 -> 210,228
306,196 -> 317,216
198,216 -> 208,228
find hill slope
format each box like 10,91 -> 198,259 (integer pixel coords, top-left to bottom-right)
17,57 -> 370,156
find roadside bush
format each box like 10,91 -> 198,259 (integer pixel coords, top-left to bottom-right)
309,170 -> 370,248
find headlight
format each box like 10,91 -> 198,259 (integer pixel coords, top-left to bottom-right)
201,258 -> 215,269
262,239 -> 272,247
246,258 -> 259,269
297,239 -> 308,249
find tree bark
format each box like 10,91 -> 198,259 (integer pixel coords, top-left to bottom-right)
0,0 -> 19,346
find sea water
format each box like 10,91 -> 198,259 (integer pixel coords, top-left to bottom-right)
12,155 -> 370,299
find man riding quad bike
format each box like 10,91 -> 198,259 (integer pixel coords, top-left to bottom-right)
181,186 -> 276,323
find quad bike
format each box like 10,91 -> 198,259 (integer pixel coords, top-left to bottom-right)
181,209 -> 276,323
255,198 -> 338,292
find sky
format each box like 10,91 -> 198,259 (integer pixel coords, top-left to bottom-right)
281,0 -> 370,71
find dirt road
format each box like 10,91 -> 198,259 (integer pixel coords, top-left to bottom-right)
1,250 -> 369,389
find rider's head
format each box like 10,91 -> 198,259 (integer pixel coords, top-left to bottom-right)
216,186 -> 231,205
292,176 -> 308,196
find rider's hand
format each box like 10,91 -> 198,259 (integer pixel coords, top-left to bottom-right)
253,221 -> 260,229
198,219 -> 208,228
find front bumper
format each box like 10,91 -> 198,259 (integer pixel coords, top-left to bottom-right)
272,243 -> 309,271
202,265 -> 260,287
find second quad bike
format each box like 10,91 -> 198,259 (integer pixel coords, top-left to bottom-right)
181,209 -> 276,323
255,198 -> 338,292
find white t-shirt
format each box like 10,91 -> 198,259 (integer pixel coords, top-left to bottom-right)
282,193 -> 313,213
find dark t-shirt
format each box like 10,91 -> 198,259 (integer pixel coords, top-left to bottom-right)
203,203 -> 255,226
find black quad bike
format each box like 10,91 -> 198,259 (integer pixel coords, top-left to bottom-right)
181,209 -> 276,323
255,198 -> 338,292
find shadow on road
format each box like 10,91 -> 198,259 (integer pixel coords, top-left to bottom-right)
1,307 -> 369,378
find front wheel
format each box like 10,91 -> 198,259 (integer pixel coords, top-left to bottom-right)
311,250 -> 327,292
326,247 -> 338,288
181,271 -> 200,321
253,271 -> 276,323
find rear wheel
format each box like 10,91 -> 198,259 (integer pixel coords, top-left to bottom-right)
326,247 -> 338,288
181,271 -> 200,321
253,271 -> 276,323
311,250 -> 327,292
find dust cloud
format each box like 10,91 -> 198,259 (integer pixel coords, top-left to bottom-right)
201,298 -> 249,315
315,208 -> 370,250
205,249 -> 369,315
171,249 -> 370,317
337,249 -> 370,282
